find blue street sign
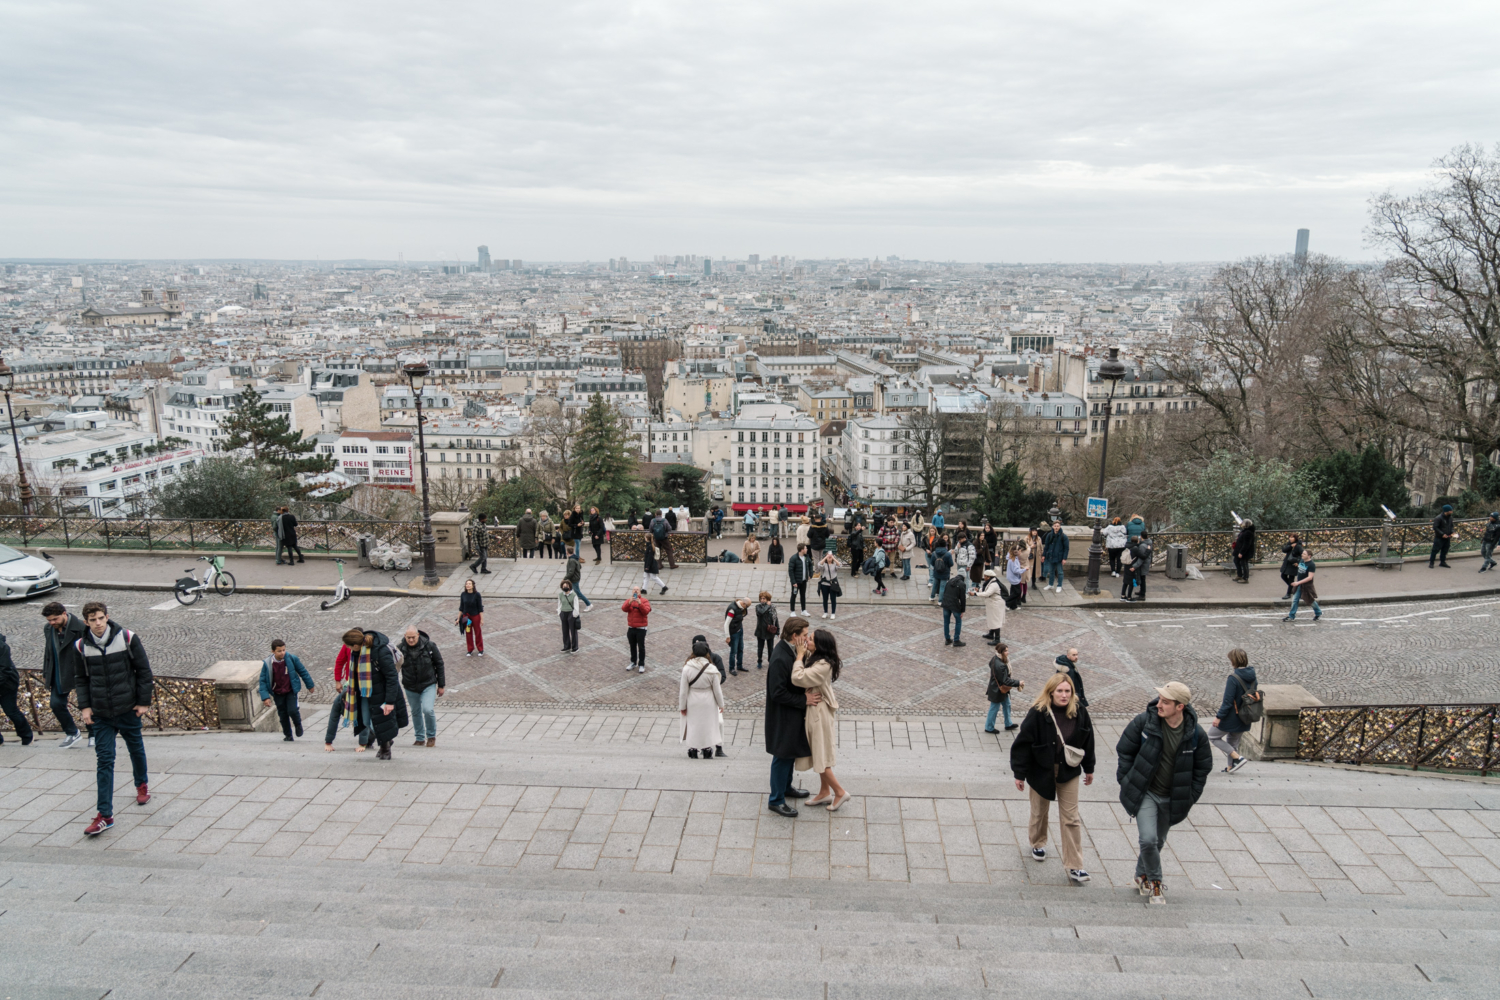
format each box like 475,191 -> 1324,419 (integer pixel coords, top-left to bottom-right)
1086,496 -> 1108,519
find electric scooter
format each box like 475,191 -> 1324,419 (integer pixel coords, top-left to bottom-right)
320,558 -> 351,610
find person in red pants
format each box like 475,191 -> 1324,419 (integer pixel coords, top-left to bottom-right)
458,578 -> 485,656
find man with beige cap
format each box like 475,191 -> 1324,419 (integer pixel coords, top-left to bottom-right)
1115,680 -> 1213,905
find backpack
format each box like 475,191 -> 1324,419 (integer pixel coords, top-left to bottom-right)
651,517 -> 668,541
1234,674 -> 1265,724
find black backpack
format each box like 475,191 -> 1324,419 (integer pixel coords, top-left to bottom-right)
1235,674 -> 1265,724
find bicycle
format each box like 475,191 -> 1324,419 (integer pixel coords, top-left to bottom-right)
320,558 -> 351,611
174,555 -> 236,605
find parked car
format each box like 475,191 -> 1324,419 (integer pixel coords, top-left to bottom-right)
0,544 -> 60,600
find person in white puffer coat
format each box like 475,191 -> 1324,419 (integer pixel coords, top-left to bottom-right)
1102,517 -> 1128,578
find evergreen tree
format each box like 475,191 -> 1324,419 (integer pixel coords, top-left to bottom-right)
975,461 -> 1056,528
1302,444 -> 1410,518
570,394 -> 641,515
222,387 -> 333,480
471,474 -> 557,525
154,457 -> 286,520
647,463 -> 709,515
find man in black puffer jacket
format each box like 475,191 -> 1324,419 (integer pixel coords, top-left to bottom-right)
1115,682 -> 1213,904
75,601 -> 153,837
398,627 -> 446,748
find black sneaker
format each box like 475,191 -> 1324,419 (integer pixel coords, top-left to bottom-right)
1031,847 -> 1046,862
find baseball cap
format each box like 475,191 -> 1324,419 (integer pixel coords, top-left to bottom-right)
1155,681 -> 1192,704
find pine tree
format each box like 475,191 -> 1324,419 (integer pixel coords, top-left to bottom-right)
222,387 -> 333,480
570,394 -> 641,516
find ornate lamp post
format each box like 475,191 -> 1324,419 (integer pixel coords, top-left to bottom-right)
403,361 -> 440,587
1083,346 -> 1128,596
0,363 -> 35,516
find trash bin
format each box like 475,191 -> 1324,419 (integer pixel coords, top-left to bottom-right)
357,533 -> 375,568
1165,543 -> 1188,580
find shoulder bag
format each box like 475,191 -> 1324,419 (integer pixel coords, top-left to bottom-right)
1234,674 -> 1265,723
1048,710 -> 1087,767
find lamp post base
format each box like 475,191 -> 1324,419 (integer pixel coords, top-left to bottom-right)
1083,522 -> 1105,596
420,535 -> 439,588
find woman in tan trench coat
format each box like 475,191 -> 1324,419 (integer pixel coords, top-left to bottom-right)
792,627 -> 849,810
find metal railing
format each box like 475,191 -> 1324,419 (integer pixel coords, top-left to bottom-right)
0,514 -> 421,554
1154,518 -> 1490,567
3,669 -> 221,734
1296,703 -> 1498,775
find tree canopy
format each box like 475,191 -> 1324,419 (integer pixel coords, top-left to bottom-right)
645,463 -> 709,515
974,461 -> 1057,529
1301,444 -> 1409,518
153,457 -> 287,520
222,387 -> 333,481
569,394 -> 641,515
470,474 -> 557,525
1168,451 -> 1331,531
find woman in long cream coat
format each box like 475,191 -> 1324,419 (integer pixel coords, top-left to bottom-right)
792,627 -> 849,810
679,639 -> 725,759
977,568 -> 1006,644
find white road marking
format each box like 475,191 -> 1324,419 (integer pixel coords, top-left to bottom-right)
1206,624 -> 1228,628
1472,614 -> 1491,618
1431,617 -> 1451,621
1160,625 -> 1183,628
372,598 -> 402,614
149,598 -> 181,611
280,596 -> 312,611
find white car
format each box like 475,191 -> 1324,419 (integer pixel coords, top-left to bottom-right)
0,544 -> 60,600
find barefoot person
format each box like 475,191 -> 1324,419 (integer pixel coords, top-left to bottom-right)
793,628 -> 849,810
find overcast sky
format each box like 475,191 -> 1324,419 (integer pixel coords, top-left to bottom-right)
3,1 -> 1497,262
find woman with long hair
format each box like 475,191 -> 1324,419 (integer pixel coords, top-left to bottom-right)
984,640 -> 1024,732
792,628 -> 848,810
679,638 -> 725,759
817,549 -> 844,620
1010,672 -> 1095,885
1280,533 -> 1303,599
458,578 -> 484,656
1103,516 -> 1128,577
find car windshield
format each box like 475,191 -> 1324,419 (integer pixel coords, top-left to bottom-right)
0,544 -> 28,564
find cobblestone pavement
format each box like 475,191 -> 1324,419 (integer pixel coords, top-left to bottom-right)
3,715 -> 1499,899
3,589 -> 1498,722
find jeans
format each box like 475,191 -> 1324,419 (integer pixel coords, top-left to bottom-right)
1133,790 -> 1173,881
769,755 -> 795,806
1288,586 -> 1320,619
627,627 -> 647,667
756,634 -> 774,667
50,690 -> 82,737
1,689 -> 33,743
727,631 -> 744,673
276,538 -> 303,563
571,582 -> 592,607
984,696 -> 1012,731
560,613 -> 579,651
1043,560 -> 1063,587
469,549 -> 489,573
92,713 -> 148,818
1483,541 -> 1496,569
324,691 -> 346,744
820,583 -> 837,615
271,690 -> 302,738
901,557 -> 911,579
1232,554 -> 1248,580
1207,724 -> 1243,764
943,609 -> 962,642
405,684 -> 437,741
789,581 -> 808,612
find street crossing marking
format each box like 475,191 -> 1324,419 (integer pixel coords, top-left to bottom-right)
149,598 -> 181,611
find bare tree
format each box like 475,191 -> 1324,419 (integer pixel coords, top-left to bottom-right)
525,407 -> 583,502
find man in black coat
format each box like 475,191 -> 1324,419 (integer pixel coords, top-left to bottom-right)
1429,504 -> 1455,568
764,617 -> 817,817
346,628 -> 402,759
75,601 -> 153,836
0,631 -> 32,745
1115,682 -> 1213,903
941,574 -> 967,647
1054,649 -> 1088,709
787,544 -> 814,613
41,601 -> 90,748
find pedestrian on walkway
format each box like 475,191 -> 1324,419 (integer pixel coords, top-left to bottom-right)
0,631 -> 33,746
1103,517 -> 1127,577
1430,504 -> 1455,568
643,538 -> 668,595
622,587 -> 651,673
766,617 -> 817,817
589,507 -> 606,563
795,515 -> 811,553
1231,519 -> 1255,584
258,639 -> 314,741
344,627 -> 403,759
274,506 -> 305,565
1041,520 -> 1069,593
849,523 -> 865,577
75,601 -> 152,836
468,513 -> 491,574
1006,545 -> 1026,609
788,543 -> 813,613
794,628 -> 848,810
651,509 -> 678,569
1209,648 -> 1258,774
1279,533 -> 1302,598
743,508 -> 758,536
1027,526 -> 1044,593
898,521 -> 916,580
1012,672 -> 1095,884
1282,546 -> 1322,622
929,534 -> 953,603
324,630 -> 358,751
742,533 -> 761,563
723,597 -> 750,674
1116,681 -> 1213,904
977,568 -> 1005,644
984,642 -> 1023,732
680,638 -> 726,760
398,626 -> 445,747
1053,648 -> 1089,708
870,545 -> 888,595
808,512 -> 831,555
1125,513 -> 1145,545
941,568 -> 967,646
517,509 -> 538,558
1481,512 -> 1500,572
458,579 -> 485,656
768,505 -> 780,540
558,581 -> 582,652
1121,533 -> 1153,602
40,601 -> 89,748
538,510 -> 556,559
564,551 -> 594,610
768,536 -> 784,564
952,531 -> 975,586
817,549 -> 844,619
753,591 -> 779,671
566,504 -> 586,559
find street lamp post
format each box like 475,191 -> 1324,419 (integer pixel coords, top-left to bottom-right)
403,362 -> 440,587
1083,346 -> 1128,597
0,363 -> 35,516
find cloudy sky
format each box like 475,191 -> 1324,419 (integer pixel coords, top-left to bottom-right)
2,1 -> 1497,262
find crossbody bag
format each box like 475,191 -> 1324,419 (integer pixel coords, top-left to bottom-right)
1048,710 -> 1087,767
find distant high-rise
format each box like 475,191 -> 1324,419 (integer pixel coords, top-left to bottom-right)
1294,229 -> 1309,262
703,258 -> 712,276
478,245 -> 491,271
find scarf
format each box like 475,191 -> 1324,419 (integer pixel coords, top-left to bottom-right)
343,643 -> 374,727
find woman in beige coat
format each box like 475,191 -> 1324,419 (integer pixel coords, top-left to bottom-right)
976,567 -> 1006,645
679,638 -> 725,759
792,628 -> 849,810
741,535 -> 761,564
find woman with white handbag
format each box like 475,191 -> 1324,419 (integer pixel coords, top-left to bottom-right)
1010,672 -> 1096,885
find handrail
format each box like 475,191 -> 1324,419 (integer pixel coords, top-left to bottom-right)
1296,703 -> 1498,774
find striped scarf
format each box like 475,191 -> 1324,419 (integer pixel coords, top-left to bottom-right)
343,643 -> 373,727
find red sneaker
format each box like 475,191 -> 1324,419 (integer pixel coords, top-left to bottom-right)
84,813 -> 114,836
136,783 -> 150,805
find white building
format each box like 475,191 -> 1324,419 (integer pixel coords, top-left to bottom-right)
685,405 -> 821,512
421,418 -> 525,487
574,370 -> 648,405
0,417 -> 204,516
161,369 -> 318,455
316,430 -> 414,488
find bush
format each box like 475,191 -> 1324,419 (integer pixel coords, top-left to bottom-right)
152,457 -> 287,520
1301,445 -> 1409,518
1169,451 -> 1331,530
470,475 -> 558,525
644,464 -> 709,516
974,462 -> 1057,528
